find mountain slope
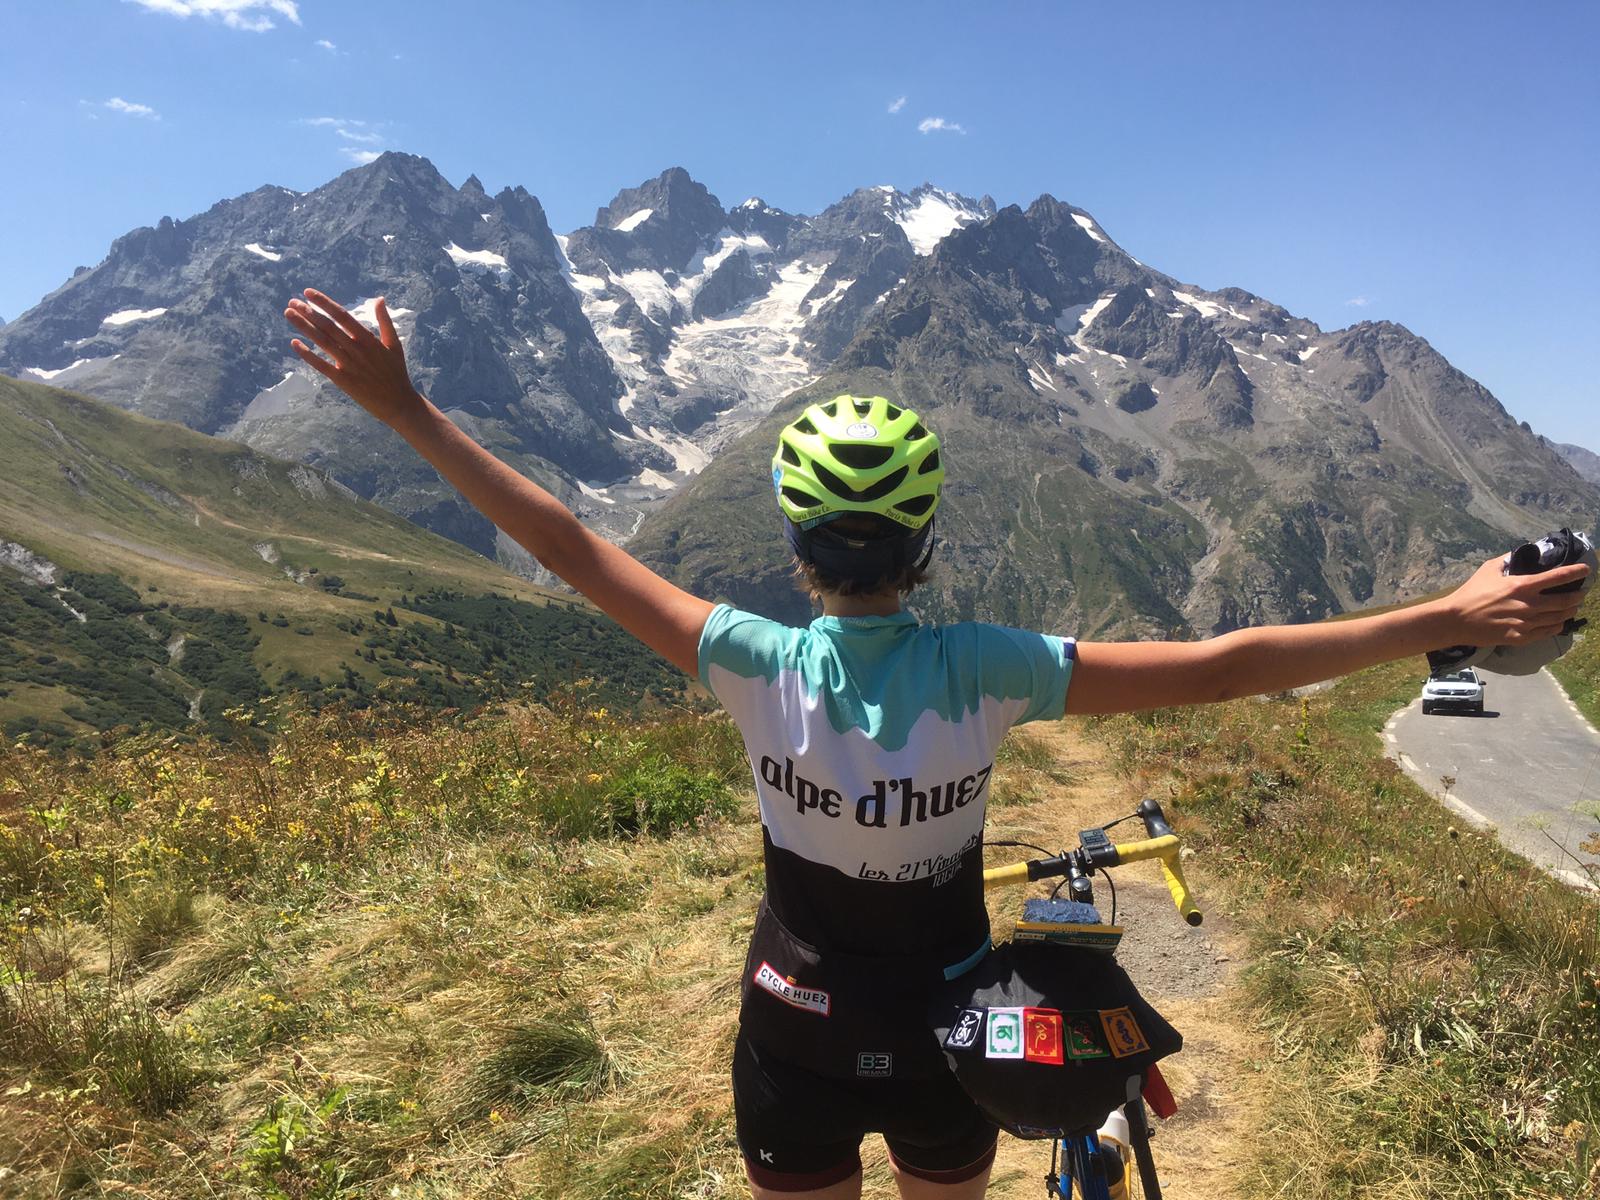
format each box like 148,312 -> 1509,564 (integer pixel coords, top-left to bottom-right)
0,154 -> 640,559
1555,441 -> 1600,486
4,158 -> 1593,637
0,376 -> 680,744
0,159 -> 994,559
631,198 -> 1600,633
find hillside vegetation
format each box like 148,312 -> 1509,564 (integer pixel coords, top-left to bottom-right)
2,651 -> 1596,1197
0,378 -> 683,747
1549,585 -> 1600,730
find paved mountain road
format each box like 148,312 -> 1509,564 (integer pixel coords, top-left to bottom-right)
1386,668 -> 1600,888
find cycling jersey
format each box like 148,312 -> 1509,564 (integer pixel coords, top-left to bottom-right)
699,605 -> 1075,1084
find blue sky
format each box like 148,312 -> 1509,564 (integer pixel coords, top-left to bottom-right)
4,0 -> 1597,447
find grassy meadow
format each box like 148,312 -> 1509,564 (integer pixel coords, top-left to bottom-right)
2,637 -> 1598,1196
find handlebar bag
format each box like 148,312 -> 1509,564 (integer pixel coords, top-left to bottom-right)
928,940 -> 1182,1138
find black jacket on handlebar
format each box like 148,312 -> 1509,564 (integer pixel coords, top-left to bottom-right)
928,941 -> 1182,1139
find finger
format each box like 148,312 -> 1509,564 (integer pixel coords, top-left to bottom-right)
1520,562 -> 1592,594
1511,618 -> 1572,642
290,339 -> 339,381
375,296 -> 400,351
302,288 -> 371,343
1527,589 -> 1588,614
288,301 -> 350,349
285,307 -> 344,360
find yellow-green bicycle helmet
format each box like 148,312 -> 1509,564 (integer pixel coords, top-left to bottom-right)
772,395 -> 943,531
772,395 -> 944,583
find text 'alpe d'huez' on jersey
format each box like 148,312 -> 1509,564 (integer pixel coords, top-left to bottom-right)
1,153 -> 1595,638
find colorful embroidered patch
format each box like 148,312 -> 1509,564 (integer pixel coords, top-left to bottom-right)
1022,1008 -> 1065,1064
946,1008 -> 984,1050
985,1007 -> 1024,1058
1099,1006 -> 1150,1058
752,961 -> 831,1016
1064,1011 -> 1111,1060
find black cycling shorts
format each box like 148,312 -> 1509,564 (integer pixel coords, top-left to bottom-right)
733,1031 -> 998,1192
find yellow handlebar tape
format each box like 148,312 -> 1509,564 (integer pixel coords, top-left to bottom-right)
981,861 -> 1033,887
983,832 -> 1204,926
1105,834 -> 1178,863
1160,856 -> 1204,927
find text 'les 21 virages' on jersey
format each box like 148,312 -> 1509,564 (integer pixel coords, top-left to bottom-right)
699,605 -> 1074,1076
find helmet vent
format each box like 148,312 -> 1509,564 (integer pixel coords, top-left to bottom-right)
886,404 -> 903,420
833,443 -> 894,469
815,462 -> 909,503
794,416 -> 817,435
918,449 -> 941,474
907,422 -> 928,441
823,400 -> 840,418
896,494 -> 935,517
781,486 -> 821,508
854,398 -> 872,416
779,442 -> 801,466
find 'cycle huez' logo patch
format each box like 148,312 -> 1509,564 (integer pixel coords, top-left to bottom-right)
752,961 -> 832,1016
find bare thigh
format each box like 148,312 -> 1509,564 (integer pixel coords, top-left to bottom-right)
747,1167 -> 863,1200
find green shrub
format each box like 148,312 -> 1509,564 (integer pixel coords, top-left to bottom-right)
602,758 -> 735,836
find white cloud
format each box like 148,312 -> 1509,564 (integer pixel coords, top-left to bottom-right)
302,116 -> 389,163
105,97 -> 159,119
303,116 -> 381,143
917,116 -> 966,135
123,0 -> 301,32
1345,295 -> 1371,307
314,38 -> 336,51
887,95 -> 906,114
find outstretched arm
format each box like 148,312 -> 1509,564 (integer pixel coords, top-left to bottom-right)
285,289 -> 712,676
1065,556 -> 1590,715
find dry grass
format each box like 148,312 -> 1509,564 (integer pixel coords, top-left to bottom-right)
1093,658 -> 1600,1200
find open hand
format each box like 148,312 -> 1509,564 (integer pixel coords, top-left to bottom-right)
1443,553 -> 1590,645
284,289 -> 423,427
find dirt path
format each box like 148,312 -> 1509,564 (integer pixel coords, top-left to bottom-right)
859,721 -> 1261,1199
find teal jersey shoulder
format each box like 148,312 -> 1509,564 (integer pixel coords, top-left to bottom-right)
697,604 -> 1074,752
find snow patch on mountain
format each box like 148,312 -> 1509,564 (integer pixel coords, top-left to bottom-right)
614,207 -> 654,232
102,308 -> 167,325
662,259 -> 823,399
887,188 -> 987,254
244,243 -> 283,262
1057,294 -> 1115,336
347,298 -> 415,329
1071,213 -> 1106,244
444,242 -> 512,279
1172,290 -> 1250,322
25,355 -> 121,380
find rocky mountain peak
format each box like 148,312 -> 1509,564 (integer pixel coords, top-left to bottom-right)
6,157 -> 1593,634
595,167 -> 723,231
1556,442 -> 1600,486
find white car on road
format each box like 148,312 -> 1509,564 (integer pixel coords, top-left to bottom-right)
1421,667 -> 1486,716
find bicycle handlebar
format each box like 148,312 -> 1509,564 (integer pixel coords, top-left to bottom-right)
983,798 -> 1204,926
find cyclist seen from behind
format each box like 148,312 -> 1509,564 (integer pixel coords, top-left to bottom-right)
284,289 -> 1589,1200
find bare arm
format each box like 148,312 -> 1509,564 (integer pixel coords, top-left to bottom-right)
284,290 -> 712,676
1065,557 -> 1590,715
